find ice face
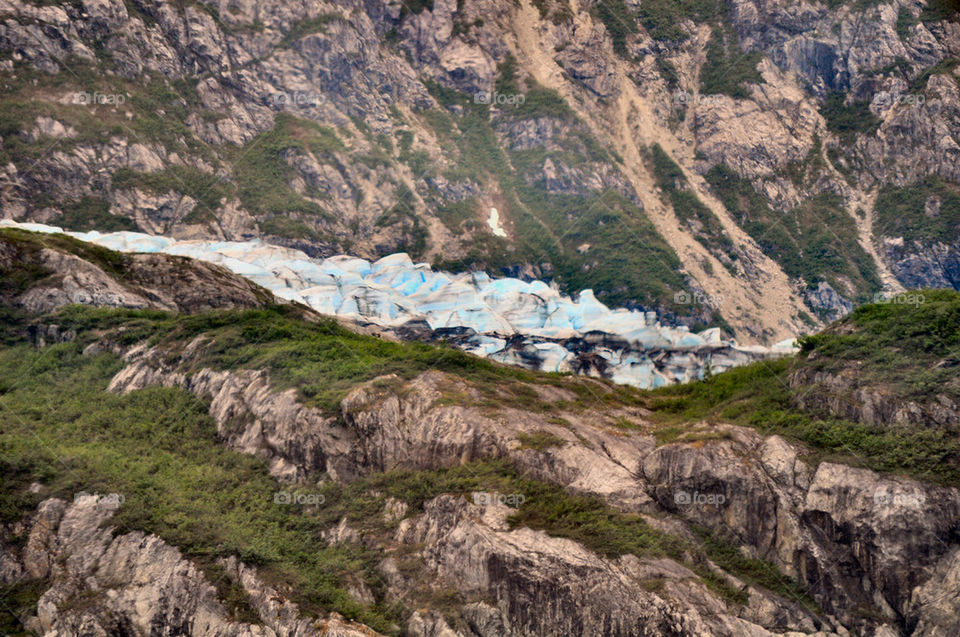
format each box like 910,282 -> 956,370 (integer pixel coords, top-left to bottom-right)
0,221 -> 797,388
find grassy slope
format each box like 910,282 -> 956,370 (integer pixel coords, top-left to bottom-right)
797,289 -> 960,403
0,307 -> 817,632
0,342 -> 401,632
874,177 -> 960,245
641,289 -> 960,485
52,304 -> 647,415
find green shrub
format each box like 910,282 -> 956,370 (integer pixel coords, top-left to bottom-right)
0,578 -> 46,636
920,0 -> 960,22
511,85 -> 576,121
516,431 -> 567,451
897,6 -> 920,38
231,113 -> 340,219
591,0 -> 639,56
874,177 -> 960,244
700,28 -> 762,98
53,197 -> 138,232
705,165 -> 880,300
910,57 -> 959,93
280,14 -> 344,46
820,92 -> 881,141
638,0 -> 724,41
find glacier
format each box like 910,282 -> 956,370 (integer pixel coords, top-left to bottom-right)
1,220 -> 797,388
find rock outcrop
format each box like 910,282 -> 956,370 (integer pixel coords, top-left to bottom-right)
1,494 -> 380,636
0,227 -> 274,314
98,336 -> 960,635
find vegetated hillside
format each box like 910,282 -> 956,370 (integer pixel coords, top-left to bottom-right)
2,0 -> 959,341
640,288 -> 960,485
2,237 -> 960,636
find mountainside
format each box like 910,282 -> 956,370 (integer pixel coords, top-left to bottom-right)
2,229 -> 960,636
0,219 -> 801,390
2,0 -> 959,342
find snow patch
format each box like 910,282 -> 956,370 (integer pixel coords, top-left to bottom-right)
487,208 -> 507,238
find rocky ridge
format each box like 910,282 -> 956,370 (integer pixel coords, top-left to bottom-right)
65,336 -> 959,636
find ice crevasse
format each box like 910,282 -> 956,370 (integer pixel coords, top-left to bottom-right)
2,220 -> 798,389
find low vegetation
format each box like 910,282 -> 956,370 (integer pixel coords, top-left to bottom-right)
642,357 -> 960,486
423,79 -> 688,311
920,0 -> 960,23
50,303 -> 650,416
51,197 -> 138,232
590,0 -> 639,56
516,430 -> 567,450
0,342 -> 400,631
112,166 -> 230,223
705,164 -> 881,304
699,28 -> 763,98
874,177 -> 960,244
637,0 -> 725,42
0,227 -> 130,279
797,289 -> 960,404
819,92 -> 881,141
641,290 -> 960,485
0,322 -> 811,629
232,113 -> 341,220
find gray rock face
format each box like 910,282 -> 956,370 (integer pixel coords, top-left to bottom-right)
803,281 -> 854,323
2,0 -> 958,336
879,236 -> 960,291
93,341 -> 960,635
2,494 -> 378,636
643,433 -> 960,632
789,364 -> 960,427
554,24 -> 621,99
395,494 -> 787,636
0,233 -> 273,314
107,340 -> 358,482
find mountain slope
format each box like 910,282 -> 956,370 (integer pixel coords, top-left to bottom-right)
1,0 -> 958,341
2,232 -> 960,636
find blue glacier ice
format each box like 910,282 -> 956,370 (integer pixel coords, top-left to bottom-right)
0,220 -> 797,388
